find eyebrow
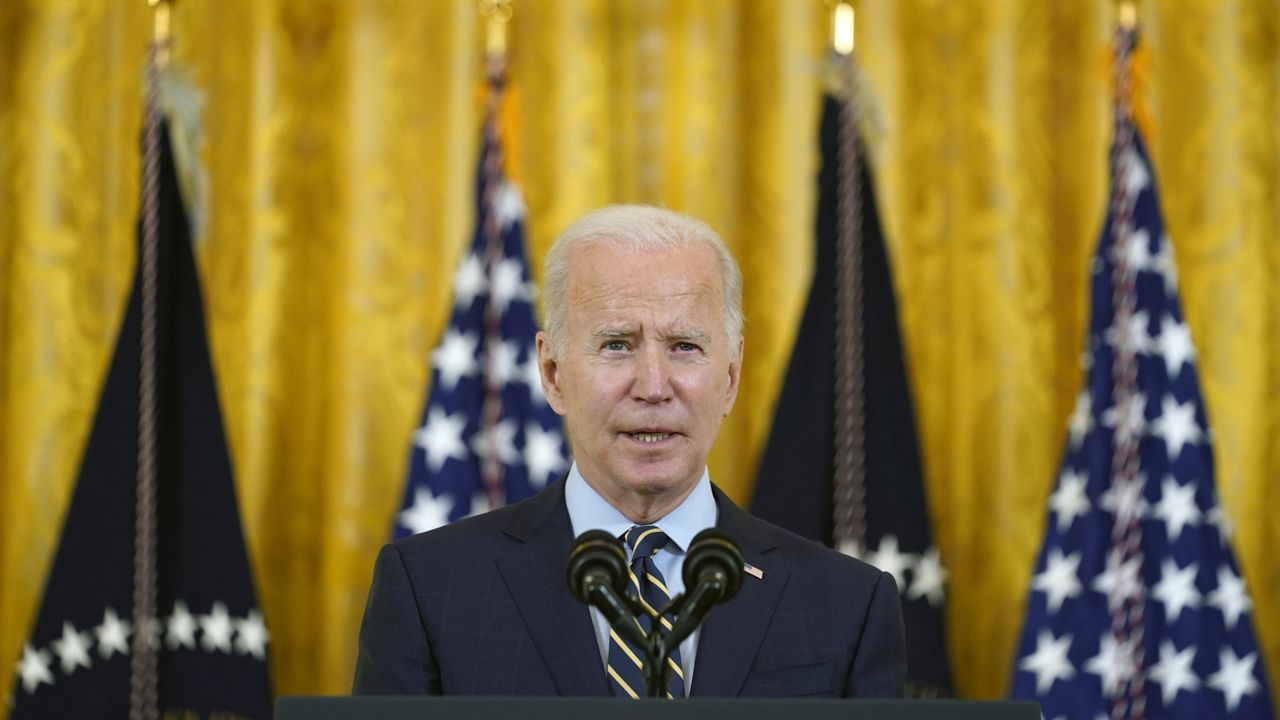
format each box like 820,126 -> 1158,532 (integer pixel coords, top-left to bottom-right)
591,327 -> 635,341
668,329 -> 711,344
590,326 -> 713,344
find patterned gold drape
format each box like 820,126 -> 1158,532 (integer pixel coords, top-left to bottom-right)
1,0 -> 1276,709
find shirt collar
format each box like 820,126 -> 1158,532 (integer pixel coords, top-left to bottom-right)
564,462 -> 717,554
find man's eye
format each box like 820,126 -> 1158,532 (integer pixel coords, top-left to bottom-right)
603,341 -> 628,352
674,342 -> 700,353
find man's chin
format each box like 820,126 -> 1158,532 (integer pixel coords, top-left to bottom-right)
613,464 -> 700,499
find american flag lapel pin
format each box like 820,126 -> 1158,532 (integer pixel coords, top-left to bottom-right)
743,562 -> 764,580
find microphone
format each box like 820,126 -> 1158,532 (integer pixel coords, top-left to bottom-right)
566,530 -> 647,648
666,529 -> 744,647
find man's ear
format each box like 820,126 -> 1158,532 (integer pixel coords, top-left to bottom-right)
723,336 -> 743,417
535,332 -> 567,416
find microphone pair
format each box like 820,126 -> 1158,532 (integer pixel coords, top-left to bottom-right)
566,528 -> 745,696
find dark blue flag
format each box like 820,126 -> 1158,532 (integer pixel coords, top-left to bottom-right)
751,92 -> 951,697
10,117 -> 272,717
1010,110 -> 1274,719
394,71 -> 568,539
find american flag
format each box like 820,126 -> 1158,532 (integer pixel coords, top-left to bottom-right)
1009,73 -> 1274,720
394,68 -> 568,540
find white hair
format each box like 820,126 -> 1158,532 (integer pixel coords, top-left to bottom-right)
541,205 -> 744,358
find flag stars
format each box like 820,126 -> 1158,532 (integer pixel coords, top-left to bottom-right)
1153,475 -> 1201,543
1148,640 -> 1200,707
398,486 -> 453,535
1101,391 -> 1147,446
1122,148 -> 1150,195
471,417 -> 520,466
1105,309 -> 1152,356
1033,549 -> 1082,613
865,535 -> 916,592
1150,394 -> 1203,462
1113,228 -> 1153,274
414,408 -> 469,473
18,602 -> 269,697
452,253 -> 487,310
487,339 -> 521,387
1208,647 -> 1261,712
1154,315 -> 1195,380
1066,391 -> 1093,449
489,257 -> 531,315
1207,565 -> 1251,631
167,600 -> 198,650
1083,632 -> 1136,698
1020,630 -> 1076,694
907,547 -> 947,607
233,609 -> 270,660
1049,469 -> 1091,532
523,423 -> 566,488
17,644 -> 55,694
1092,549 -> 1143,613
95,608 -> 131,659
199,602 -> 235,653
1099,475 -> 1148,526
432,330 -> 480,391
51,622 -> 92,675
492,180 -> 527,231
1152,237 -> 1179,296
1152,558 -> 1200,624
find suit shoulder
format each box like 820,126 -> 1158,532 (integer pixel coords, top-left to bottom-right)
736,510 -> 887,584
389,499 -> 520,566
390,481 -> 566,561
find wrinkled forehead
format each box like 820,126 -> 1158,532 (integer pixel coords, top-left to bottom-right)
564,241 -> 725,315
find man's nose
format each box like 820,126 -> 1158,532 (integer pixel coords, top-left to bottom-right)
632,347 -> 673,403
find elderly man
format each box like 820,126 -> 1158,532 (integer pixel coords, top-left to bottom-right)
353,205 -> 905,698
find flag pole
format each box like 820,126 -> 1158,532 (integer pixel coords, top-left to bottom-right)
481,0 -> 512,58
477,0 -> 513,510
828,0 -> 869,561
831,0 -> 854,56
131,2 -> 172,719
1104,1 -> 1146,717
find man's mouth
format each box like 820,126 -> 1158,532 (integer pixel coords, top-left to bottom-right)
628,431 -> 673,444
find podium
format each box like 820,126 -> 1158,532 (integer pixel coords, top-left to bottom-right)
277,696 -> 1040,720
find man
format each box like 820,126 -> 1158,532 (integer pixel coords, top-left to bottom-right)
354,205 -> 905,697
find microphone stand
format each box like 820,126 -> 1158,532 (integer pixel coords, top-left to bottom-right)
631,568 -> 731,697
569,529 -> 742,698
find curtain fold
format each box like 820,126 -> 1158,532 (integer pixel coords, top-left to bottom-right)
2,0 -> 1276,704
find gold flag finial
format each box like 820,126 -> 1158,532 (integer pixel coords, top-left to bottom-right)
148,0 -> 173,65
831,0 -> 855,56
480,0 -> 513,56
1116,0 -> 1137,30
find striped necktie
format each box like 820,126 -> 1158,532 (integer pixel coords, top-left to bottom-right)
606,525 -> 685,699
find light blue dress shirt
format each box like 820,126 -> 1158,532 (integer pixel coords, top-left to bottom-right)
564,463 -> 718,696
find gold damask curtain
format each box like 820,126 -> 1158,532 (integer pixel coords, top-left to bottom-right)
1,0 -> 1276,708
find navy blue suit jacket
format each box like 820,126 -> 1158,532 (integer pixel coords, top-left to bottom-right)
353,480 -> 906,697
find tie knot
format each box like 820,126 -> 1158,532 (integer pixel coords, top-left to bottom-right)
624,525 -> 670,559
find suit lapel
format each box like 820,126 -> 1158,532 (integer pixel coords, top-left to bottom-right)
495,480 -> 609,696
690,489 -> 788,697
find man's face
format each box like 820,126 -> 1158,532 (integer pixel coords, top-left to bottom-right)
536,241 -> 742,519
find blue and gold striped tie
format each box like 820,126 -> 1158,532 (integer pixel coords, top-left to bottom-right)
606,525 -> 685,699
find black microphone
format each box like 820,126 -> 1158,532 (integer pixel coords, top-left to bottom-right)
666,528 -> 744,647
566,530 -> 647,648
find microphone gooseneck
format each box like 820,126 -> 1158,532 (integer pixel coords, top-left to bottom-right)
665,528 -> 744,648
566,530 -> 647,648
